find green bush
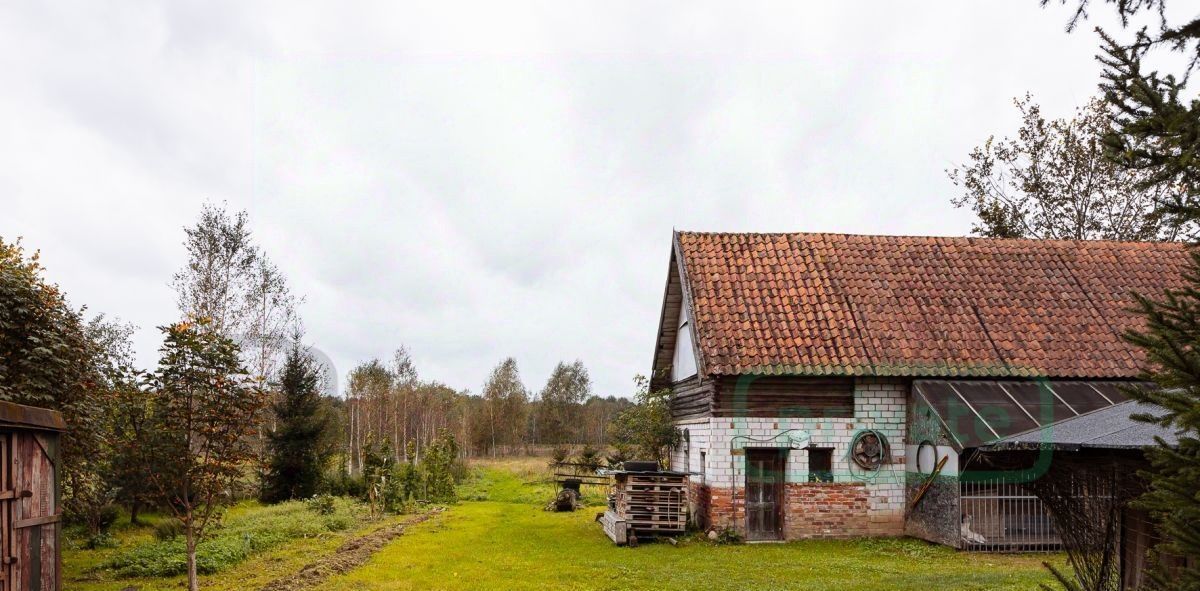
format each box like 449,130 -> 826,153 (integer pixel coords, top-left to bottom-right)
712,527 -> 743,545
154,519 -> 185,542
551,445 -> 571,464
423,431 -> 460,504
102,499 -> 363,577
323,514 -> 353,531
85,531 -> 118,550
98,504 -> 122,532
323,471 -> 366,498
305,494 -> 336,516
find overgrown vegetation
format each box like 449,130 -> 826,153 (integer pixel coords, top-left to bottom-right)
607,376 -> 680,467
101,499 -> 360,578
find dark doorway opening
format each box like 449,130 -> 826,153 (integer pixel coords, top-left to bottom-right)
745,448 -> 786,541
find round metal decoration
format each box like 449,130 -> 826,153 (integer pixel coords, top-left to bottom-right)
850,430 -> 888,470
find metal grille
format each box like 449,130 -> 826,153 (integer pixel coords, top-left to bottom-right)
960,478 -> 1061,552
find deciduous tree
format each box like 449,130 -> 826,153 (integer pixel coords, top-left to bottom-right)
948,94 -> 1192,240
145,318 -> 267,591
608,376 -> 680,467
170,203 -> 300,489
1041,0 -> 1200,234
535,360 -> 591,444
481,358 -> 528,456
0,238 -> 140,539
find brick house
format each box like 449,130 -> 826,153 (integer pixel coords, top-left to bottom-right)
650,231 -> 1188,543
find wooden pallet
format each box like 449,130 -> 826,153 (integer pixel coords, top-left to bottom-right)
599,509 -> 629,545
601,471 -> 689,544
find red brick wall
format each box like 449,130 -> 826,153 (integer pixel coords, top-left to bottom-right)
783,482 -> 871,538
706,485 -> 742,531
696,482 -> 880,539
688,481 -> 712,530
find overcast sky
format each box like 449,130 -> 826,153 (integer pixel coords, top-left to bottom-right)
0,1 -> 1134,398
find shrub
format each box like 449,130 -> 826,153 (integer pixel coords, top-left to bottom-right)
396,462 -> 420,505
711,527 -> 743,545
606,444 -> 632,469
550,445 -> 571,464
306,494 -> 336,515
97,504 -> 122,532
578,445 -> 602,471
423,431 -> 460,504
85,532 -> 118,550
323,471 -> 366,498
154,519 -> 185,542
323,514 -> 353,531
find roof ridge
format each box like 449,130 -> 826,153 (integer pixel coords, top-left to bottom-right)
675,230 -> 1186,248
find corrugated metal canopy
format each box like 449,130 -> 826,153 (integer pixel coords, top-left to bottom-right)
983,401 -> 1178,451
914,379 -> 1136,449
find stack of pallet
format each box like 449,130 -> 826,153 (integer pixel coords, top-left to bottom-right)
599,470 -> 688,546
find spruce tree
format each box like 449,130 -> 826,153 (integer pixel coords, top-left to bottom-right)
263,339 -> 333,503
1040,1 -> 1200,236
1124,249 -> 1200,591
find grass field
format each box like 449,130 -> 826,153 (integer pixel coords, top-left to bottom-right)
63,458 -> 1068,590
63,499 -> 413,591
322,457 -> 1068,591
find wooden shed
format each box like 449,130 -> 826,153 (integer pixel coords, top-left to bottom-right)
0,401 -> 65,591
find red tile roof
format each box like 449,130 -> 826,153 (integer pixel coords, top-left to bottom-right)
673,232 -> 1190,379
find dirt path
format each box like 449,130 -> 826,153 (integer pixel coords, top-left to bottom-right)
258,508 -> 443,591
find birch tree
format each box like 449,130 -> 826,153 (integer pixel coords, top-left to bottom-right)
535,360 -> 591,444
171,202 -> 298,380
481,358 -> 528,456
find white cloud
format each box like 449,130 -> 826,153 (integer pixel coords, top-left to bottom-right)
0,0 -> 1131,397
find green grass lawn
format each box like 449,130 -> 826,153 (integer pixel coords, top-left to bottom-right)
322,458 -> 1068,591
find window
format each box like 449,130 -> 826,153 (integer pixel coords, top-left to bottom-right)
699,451 -> 706,485
808,448 -> 833,482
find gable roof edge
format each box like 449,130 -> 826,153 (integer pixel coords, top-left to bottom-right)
673,230 -> 707,380
648,232 -> 707,391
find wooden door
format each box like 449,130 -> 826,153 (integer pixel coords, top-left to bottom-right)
0,434 -> 9,591
10,431 -> 58,591
745,449 -> 785,541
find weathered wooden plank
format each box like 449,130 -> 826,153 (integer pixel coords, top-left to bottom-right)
669,375 -> 716,420
600,510 -> 628,545
713,376 -> 854,417
8,429 -> 61,591
12,516 -> 58,530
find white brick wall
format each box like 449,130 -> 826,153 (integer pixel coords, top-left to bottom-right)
672,378 -> 908,522
671,418 -> 712,483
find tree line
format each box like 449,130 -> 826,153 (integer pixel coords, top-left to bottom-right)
341,353 -> 632,474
